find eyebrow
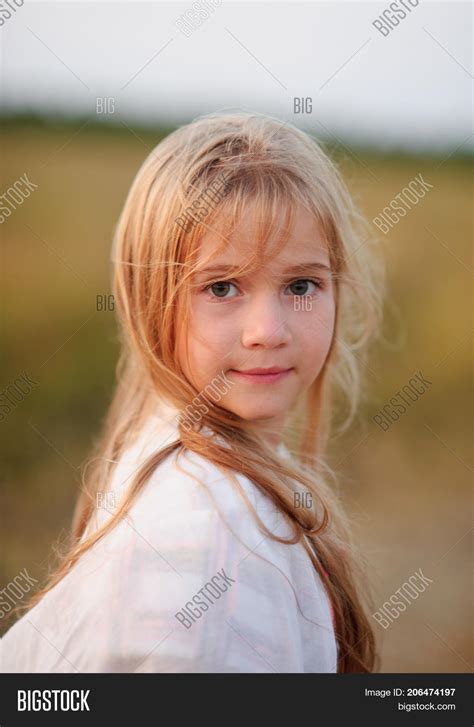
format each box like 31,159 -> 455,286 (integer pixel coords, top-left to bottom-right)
195,262 -> 331,276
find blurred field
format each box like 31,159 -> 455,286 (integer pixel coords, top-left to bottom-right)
1,116 -> 472,672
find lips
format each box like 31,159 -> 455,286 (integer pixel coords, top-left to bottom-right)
232,367 -> 291,375
228,367 -> 293,384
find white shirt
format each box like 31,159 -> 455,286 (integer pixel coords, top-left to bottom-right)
1,401 -> 337,673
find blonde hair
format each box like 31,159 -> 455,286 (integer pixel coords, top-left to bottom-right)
16,112 -> 384,672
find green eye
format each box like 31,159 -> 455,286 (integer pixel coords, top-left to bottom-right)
206,281 -> 238,298
287,279 -> 322,296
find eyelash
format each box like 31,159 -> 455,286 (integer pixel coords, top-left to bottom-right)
202,278 -> 325,302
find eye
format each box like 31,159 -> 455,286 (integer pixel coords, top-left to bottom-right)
286,278 -> 323,297
204,280 -> 239,299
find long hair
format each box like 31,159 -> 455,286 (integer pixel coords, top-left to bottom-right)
14,112 -> 384,672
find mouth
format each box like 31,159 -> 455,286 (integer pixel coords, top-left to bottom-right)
228,367 -> 294,384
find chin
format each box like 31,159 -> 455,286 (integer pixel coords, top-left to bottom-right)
227,405 -> 285,422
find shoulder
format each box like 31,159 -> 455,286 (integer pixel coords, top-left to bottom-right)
89,441 -> 301,624
96,408 -> 295,542
96,433 -> 292,546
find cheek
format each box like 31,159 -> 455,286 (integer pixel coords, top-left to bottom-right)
294,299 -> 335,368
194,299 -> 236,343
185,303 -> 236,370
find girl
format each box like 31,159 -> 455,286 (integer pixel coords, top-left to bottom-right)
1,112 -> 383,673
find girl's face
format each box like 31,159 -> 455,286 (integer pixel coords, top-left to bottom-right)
177,201 -> 336,444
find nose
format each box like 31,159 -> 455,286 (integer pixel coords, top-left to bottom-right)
240,292 -> 291,349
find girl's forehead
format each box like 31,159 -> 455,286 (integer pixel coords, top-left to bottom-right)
195,200 -> 329,265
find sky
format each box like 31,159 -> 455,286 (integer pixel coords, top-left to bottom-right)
1,0 -> 472,152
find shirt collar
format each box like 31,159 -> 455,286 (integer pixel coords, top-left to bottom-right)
148,398 -> 292,460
